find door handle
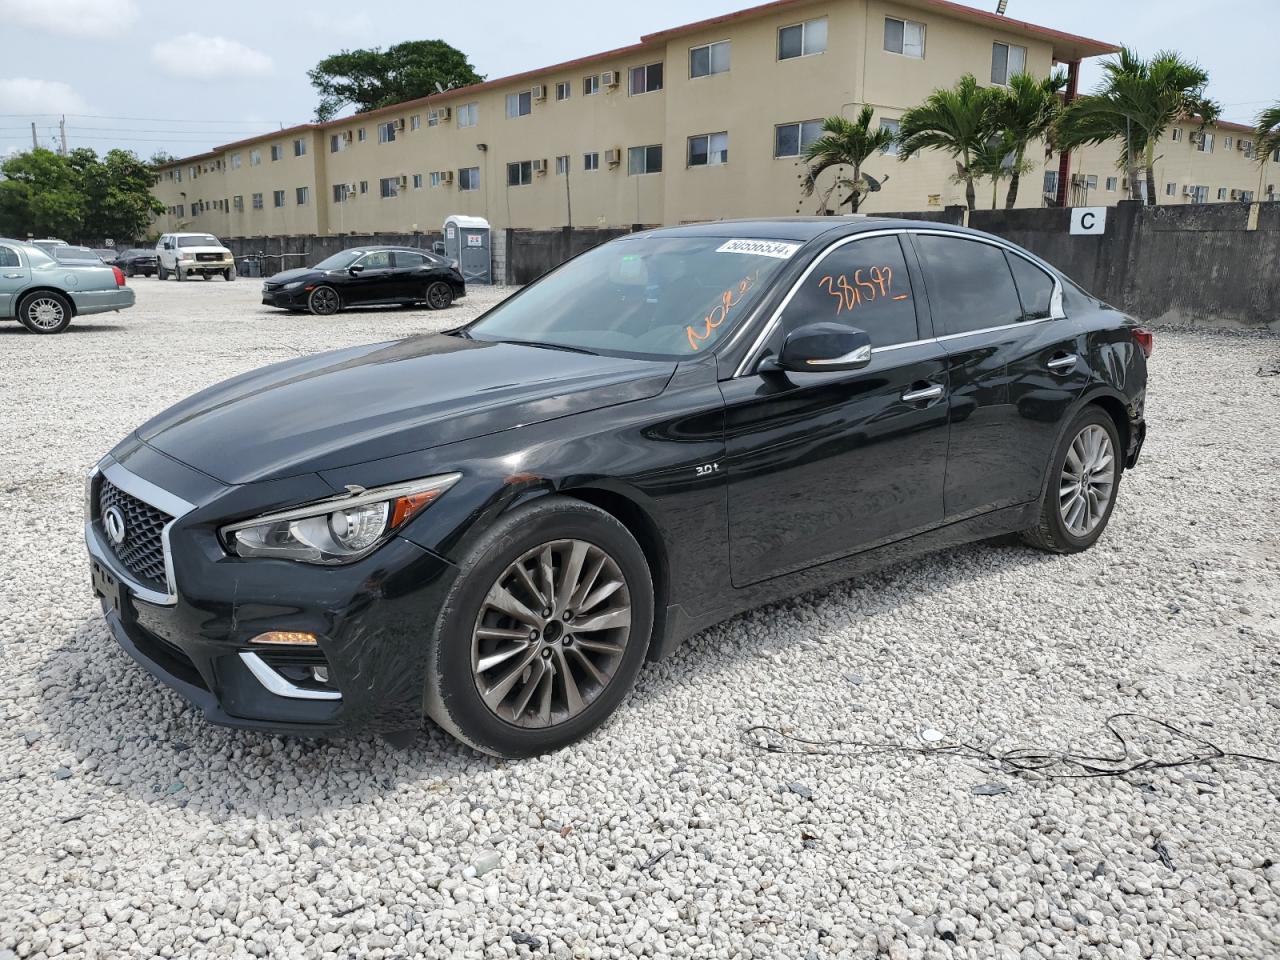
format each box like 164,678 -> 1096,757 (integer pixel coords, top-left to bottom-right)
1047,353 -> 1079,372
3,273 -> 23,279
901,383 -> 944,403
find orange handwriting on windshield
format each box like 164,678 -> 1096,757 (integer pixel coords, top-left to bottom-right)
817,265 -> 909,315
685,270 -> 760,352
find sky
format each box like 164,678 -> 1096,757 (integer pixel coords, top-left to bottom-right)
1,0 -> 1275,161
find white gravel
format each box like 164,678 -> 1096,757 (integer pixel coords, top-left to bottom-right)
2,278 -> 1279,959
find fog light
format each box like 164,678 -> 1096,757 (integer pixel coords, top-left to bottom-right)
251,631 -> 319,646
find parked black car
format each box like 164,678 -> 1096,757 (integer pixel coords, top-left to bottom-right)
261,246 -> 465,315
87,218 -> 1149,757
117,248 -> 158,277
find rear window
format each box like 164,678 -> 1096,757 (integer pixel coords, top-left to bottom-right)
1005,253 -> 1056,320
177,235 -> 220,247
914,235 -> 1022,336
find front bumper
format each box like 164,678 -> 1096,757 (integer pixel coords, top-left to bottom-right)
72,288 -> 135,315
176,260 -> 234,275
262,286 -> 307,308
86,456 -> 458,736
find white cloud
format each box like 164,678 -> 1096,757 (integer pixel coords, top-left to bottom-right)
0,77 -> 88,115
150,34 -> 274,80
0,0 -> 138,37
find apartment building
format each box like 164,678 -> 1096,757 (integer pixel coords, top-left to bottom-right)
1061,118 -> 1280,206
151,0 -> 1119,238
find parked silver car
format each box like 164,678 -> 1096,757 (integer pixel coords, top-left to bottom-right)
0,237 -> 135,334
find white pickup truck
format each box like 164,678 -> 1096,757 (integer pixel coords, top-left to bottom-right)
157,232 -> 236,281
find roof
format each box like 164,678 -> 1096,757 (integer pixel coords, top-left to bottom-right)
154,0 -> 1119,169
634,215 -> 982,242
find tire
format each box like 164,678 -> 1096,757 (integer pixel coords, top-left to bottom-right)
176,264 -> 185,281
1021,406 -> 1122,554
201,273 -> 211,281
425,497 -> 654,758
425,281 -> 454,311
307,285 -> 341,316
125,265 -> 136,278
17,291 -> 73,334
224,269 -> 235,281
157,263 -> 168,280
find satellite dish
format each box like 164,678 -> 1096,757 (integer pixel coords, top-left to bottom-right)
864,173 -> 883,193
434,82 -> 446,94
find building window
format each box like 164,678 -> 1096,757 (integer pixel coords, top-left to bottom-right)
1166,182 -> 1176,196
251,192 -> 263,209
413,173 -> 424,189
246,149 -> 259,168
583,74 -> 601,96
1105,176 -> 1118,191
270,144 -> 282,162
357,128 -> 367,142
1217,187 -> 1228,200
506,91 -> 532,118
629,62 -> 664,96
378,121 -> 397,143
583,152 -> 600,171
232,195 -> 244,211
293,138 -> 306,157
358,180 -> 368,194
296,186 -> 309,205
1171,127 -> 1183,142
379,176 -> 400,198
272,189 -> 285,207
330,134 -> 343,153
1241,190 -> 1254,201
410,114 -> 421,131
690,40 -> 730,78
556,81 -> 571,101
1195,131 -> 1214,153
459,166 -> 480,191
991,42 -> 1026,85
556,154 -> 570,175
627,144 -> 663,175
230,153 -> 241,169
1273,147 -> 1280,162
430,172 -> 443,188
1223,136 -> 1233,151
774,120 -> 823,158
879,118 -> 900,155
507,160 -> 533,186
333,183 -> 349,202
778,17 -> 827,60
883,17 -> 925,58
688,132 -> 728,166
1190,184 -> 1209,203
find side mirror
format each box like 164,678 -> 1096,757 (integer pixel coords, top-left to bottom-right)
348,264 -> 364,274
766,323 -> 873,374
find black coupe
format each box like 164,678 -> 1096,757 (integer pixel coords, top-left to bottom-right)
116,248 -> 159,277
87,218 -> 1149,757
261,246 -> 465,315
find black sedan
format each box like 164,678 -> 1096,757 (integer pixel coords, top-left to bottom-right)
117,248 -> 159,277
86,218 -> 1149,757
261,246 -> 465,315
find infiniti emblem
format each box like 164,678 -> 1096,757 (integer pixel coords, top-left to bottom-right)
103,505 -> 127,546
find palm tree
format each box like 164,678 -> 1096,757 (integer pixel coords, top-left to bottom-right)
990,72 -> 1067,208
800,107 -> 895,213
897,74 -> 1003,212
969,129 -> 1026,209
1253,102 -> 1280,201
1057,48 -> 1220,205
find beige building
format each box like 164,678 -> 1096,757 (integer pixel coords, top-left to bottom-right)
1063,117 -> 1280,206
152,0 -> 1122,238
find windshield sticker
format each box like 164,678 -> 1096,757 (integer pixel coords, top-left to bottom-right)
817,266 -> 910,315
715,239 -> 803,260
686,270 -> 761,352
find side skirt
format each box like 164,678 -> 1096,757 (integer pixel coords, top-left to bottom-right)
650,501 -> 1039,659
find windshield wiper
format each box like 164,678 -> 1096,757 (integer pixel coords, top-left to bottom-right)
497,338 -> 599,356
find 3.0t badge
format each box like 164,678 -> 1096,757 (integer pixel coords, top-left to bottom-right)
103,505 -> 127,545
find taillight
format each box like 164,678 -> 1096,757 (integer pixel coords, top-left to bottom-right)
112,266 -> 126,287
1131,327 -> 1153,358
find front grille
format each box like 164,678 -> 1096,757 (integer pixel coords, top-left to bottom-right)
99,479 -> 173,591
195,252 -> 223,262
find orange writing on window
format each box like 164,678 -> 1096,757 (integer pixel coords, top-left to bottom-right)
685,270 -> 760,352
817,265 -> 909,315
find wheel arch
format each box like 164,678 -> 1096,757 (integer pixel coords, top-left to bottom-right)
1082,390 -> 1131,458
18,286 -> 77,317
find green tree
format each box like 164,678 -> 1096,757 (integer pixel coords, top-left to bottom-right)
968,130 -> 1026,209
1057,48 -> 1220,205
897,74 -> 1004,212
308,40 -> 484,121
1253,102 -> 1280,201
989,71 -> 1067,208
800,107 -> 895,213
89,150 -> 166,242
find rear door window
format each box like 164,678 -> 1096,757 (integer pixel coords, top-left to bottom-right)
0,245 -> 19,268
914,235 -> 1022,336
778,235 -> 918,348
1005,253 -> 1056,320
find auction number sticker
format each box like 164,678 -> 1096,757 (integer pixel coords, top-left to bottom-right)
715,239 -> 803,259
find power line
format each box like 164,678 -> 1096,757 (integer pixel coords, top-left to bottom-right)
0,112 -> 295,125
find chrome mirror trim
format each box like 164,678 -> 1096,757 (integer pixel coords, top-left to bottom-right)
805,343 -> 872,367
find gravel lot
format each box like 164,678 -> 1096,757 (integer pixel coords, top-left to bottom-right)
1,277 -> 1278,960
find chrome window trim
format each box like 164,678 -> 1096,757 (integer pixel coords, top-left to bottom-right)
84,458 -> 195,606
730,227 -> 1068,378
239,652 -> 342,701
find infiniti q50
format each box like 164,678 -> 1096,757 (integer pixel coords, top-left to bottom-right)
86,218 -> 1149,757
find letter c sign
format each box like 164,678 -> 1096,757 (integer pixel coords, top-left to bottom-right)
1070,207 -> 1107,235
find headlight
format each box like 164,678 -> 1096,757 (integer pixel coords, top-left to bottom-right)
221,473 -> 461,564
283,281 -> 304,290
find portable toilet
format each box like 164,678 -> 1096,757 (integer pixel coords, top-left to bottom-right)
443,215 -> 492,284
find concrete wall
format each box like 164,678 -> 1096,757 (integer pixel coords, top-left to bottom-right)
504,227 -> 635,284
223,232 -> 444,277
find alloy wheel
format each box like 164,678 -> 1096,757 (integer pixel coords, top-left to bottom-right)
1059,424 -> 1115,537
426,282 -> 452,310
471,539 -> 632,728
26,297 -> 65,331
309,287 -> 340,315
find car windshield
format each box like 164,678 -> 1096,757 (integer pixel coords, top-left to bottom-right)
313,250 -> 366,271
466,235 -> 802,359
177,235 -> 220,247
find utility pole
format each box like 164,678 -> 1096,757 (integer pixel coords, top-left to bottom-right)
58,115 -> 67,156
31,122 -> 38,150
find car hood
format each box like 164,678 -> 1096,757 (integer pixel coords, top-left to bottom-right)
265,267 -> 315,284
137,335 -> 676,485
